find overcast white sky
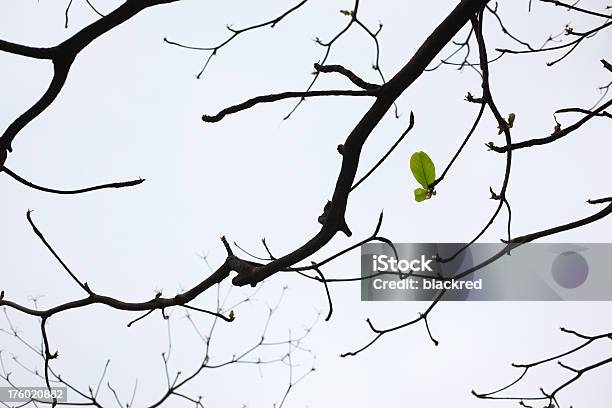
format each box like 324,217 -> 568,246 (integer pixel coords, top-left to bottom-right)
1,0 -> 611,407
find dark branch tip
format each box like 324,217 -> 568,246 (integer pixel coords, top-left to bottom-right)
221,236 -> 233,255
340,220 -> 352,237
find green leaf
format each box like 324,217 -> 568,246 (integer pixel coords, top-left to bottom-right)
410,151 -> 436,189
339,9 -> 351,16
414,188 -> 429,202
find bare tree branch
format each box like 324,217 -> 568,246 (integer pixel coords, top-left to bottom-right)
1,166 -> 144,195
164,0 -> 309,78
202,89 -> 377,123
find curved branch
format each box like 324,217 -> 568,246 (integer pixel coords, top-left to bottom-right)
310,264 -> 333,321
341,290 -> 445,357
26,210 -> 92,294
2,166 -> 144,195
430,101 -> 485,189
314,63 -> 380,90
438,11 -> 514,264
490,97 -> 612,153
0,59 -> 72,153
555,107 -> 612,119
505,201 -> 612,245
486,3 -> 535,51
351,111 -> 414,191
540,0 -> 612,19
474,327 -> 612,405
496,19 -> 612,66
0,0 -> 180,155
202,89 -> 377,123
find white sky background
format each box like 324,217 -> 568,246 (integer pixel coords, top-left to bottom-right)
1,0 -> 611,406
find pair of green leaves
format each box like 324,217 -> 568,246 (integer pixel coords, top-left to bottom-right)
410,151 -> 436,202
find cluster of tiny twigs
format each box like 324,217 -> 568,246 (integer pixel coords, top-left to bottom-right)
163,0 -> 308,80
0,282 -> 317,407
498,0 -> 612,67
164,0 -> 399,119
1,0 -> 611,407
